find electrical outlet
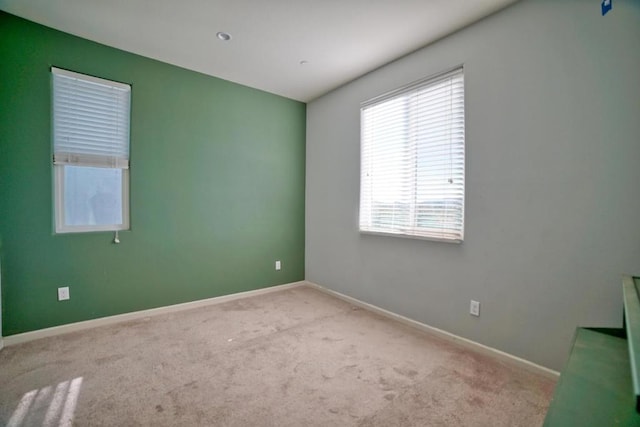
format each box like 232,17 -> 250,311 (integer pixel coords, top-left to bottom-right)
470,300 -> 480,316
275,260 -> 281,271
58,287 -> 70,301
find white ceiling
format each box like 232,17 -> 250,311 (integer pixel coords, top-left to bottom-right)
0,0 -> 519,102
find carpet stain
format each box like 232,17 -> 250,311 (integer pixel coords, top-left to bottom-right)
281,377 -> 293,395
378,376 -> 401,392
14,360 -> 73,378
468,395 -> 485,407
363,365 -> 550,426
155,404 -> 164,412
393,366 -> 418,378
219,300 -> 259,312
166,389 -> 186,417
450,367 -> 501,394
344,344 -> 358,355
94,354 -> 125,365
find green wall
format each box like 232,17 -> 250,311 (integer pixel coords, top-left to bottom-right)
0,12 -> 306,336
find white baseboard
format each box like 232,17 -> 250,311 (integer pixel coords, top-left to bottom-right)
305,281 -> 559,379
2,279 -> 560,379
3,281 -> 306,347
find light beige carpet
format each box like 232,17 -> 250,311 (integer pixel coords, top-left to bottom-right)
0,286 -> 555,426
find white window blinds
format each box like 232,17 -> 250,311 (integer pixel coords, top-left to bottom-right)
359,67 -> 465,242
52,67 -> 131,168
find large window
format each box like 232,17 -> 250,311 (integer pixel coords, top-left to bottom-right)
52,67 -> 131,233
359,67 -> 465,242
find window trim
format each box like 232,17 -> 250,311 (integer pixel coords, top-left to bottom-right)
51,67 -> 131,234
53,166 -> 130,234
358,66 -> 465,243
360,65 -> 463,111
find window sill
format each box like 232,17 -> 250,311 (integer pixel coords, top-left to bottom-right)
359,229 -> 462,244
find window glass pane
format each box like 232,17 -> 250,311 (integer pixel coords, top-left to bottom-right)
64,166 -> 123,227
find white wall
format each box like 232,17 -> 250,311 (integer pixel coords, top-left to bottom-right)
305,0 -> 640,370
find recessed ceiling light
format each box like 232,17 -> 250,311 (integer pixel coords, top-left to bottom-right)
216,32 -> 232,41
299,60 -> 308,65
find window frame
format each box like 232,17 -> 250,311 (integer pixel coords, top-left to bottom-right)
53,166 -> 130,234
358,66 -> 465,243
51,67 -> 131,234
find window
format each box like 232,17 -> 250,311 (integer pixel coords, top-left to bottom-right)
359,67 -> 465,242
52,67 -> 131,233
